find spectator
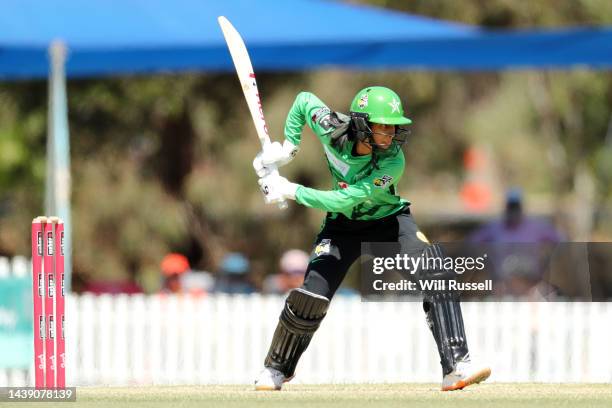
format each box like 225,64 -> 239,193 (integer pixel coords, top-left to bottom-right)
263,249 -> 309,294
160,253 -> 214,295
500,254 -> 559,300
469,188 -> 563,243
468,188 -> 564,295
214,252 -> 255,294
181,267 -> 215,295
160,253 -> 190,294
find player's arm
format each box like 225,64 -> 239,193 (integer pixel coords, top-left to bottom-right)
295,159 -> 404,212
253,92 -> 333,177
258,156 -> 404,210
284,91 -> 335,145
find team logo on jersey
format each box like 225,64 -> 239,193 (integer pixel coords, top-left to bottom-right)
373,175 -> 393,188
337,181 -> 349,189
314,239 -> 331,256
358,93 -> 368,109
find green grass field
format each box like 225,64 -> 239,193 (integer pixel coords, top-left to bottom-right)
14,384 -> 612,408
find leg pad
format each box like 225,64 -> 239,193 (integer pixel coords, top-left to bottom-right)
419,243 -> 469,375
264,288 -> 330,377
424,292 -> 469,376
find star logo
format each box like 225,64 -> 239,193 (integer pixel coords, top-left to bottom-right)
388,98 -> 400,113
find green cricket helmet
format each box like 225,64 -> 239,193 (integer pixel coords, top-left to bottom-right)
349,86 -> 412,125
348,87 -> 412,158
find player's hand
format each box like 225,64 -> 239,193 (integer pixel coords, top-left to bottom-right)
257,174 -> 300,204
253,140 -> 298,177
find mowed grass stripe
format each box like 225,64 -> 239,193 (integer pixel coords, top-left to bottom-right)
16,384 -> 612,408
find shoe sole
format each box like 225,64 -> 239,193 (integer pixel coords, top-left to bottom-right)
442,367 -> 491,391
254,375 -> 294,391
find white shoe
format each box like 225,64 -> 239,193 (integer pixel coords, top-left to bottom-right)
254,367 -> 292,391
441,360 -> 491,391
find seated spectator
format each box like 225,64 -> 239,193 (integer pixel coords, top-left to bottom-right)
214,252 -> 255,294
469,188 -> 564,295
263,249 -> 309,294
160,253 -> 190,294
160,253 -> 214,295
469,188 -> 563,243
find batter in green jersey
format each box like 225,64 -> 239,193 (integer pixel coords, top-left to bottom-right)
253,86 -> 490,392
255,87 -> 410,220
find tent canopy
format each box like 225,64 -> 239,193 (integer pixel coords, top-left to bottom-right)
1,0 -> 611,79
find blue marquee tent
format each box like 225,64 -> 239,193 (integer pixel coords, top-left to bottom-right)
2,0 -> 611,79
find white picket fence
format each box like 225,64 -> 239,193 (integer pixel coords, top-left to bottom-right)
1,256 -> 612,386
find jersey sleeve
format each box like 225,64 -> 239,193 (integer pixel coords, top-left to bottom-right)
295,155 -> 405,213
284,91 -> 335,146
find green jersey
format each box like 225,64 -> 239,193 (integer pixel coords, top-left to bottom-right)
285,92 -> 409,221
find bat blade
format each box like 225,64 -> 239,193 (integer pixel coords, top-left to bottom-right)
218,16 -> 270,147
218,16 -> 288,210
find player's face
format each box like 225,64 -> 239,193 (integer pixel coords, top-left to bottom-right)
370,123 -> 396,149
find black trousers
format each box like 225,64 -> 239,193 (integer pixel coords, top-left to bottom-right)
302,206 -> 429,299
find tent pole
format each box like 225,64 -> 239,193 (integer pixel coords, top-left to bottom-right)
45,40 -> 72,292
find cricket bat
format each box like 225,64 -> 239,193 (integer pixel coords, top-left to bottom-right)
218,16 -> 288,210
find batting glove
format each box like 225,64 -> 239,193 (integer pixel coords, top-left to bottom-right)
253,140 -> 299,177
257,174 -> 300,204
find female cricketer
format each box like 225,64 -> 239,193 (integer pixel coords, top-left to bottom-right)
252,86 -> 491,391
